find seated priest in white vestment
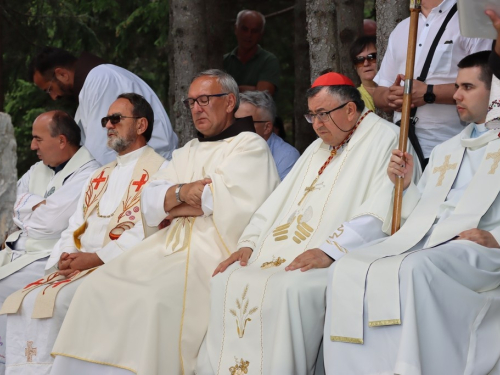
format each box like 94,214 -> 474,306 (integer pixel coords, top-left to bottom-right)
0,111 -> 98,373
43,69 -> 279,375
322,51 -> 500,375
0,93 -> 167,375
196,72 -> 422,375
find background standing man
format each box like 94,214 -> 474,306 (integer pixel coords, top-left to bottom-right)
224,10 -> 280,96
373,0 -> 491,164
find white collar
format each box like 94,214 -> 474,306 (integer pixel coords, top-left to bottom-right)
116,145 -> 147,167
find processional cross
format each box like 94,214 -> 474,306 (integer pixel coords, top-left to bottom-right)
433,155 -> 457,187
25,341 -> 37,362
486,149 -> 500,174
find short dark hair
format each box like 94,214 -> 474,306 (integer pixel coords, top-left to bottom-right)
457,51 -> 493,90
306,85 -> 365,112
48,111 -> 81,146
28,47 -> 78,81
349,36 -> 377,64
117,93 -> 154,142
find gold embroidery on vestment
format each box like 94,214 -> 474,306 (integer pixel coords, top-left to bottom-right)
275,235 -> 288,241
273,230 -> 288,237
229,285 -> 258,338
25,341 -> 37,362
486,149 -> 500,174
261,256 -> 286,269
229,357 -> 250,374
433,155 -> 457,187
368,319 -> 401,327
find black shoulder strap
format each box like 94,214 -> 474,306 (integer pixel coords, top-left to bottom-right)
407,3 -> 458,170
417,3 -> 458,82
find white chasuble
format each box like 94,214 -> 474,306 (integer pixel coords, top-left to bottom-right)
0,146 -> 98,279
0,146 -> 165,375
50,130 -> 279,375
325,125 -> 500,374
197,111 -> 421,375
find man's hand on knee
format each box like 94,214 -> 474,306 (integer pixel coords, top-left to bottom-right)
457,229 -> 500,248
212,247 -> 253,276
285,248 -> 334,272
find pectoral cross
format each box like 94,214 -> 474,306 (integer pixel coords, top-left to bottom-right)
433,155 -> 457,187
25,341 -> 37,362
132,173 -> 148,192
92,171 -> 107,189
486,149 -> 500,174
298,176 -> 319,206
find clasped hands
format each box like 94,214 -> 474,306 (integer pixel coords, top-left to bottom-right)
212,247 -> 334,277
386,74 -> 427,112
57,252 -> 103,278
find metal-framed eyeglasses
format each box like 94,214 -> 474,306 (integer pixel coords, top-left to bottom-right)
101,114 -> 142,127
353,52 -> 377,66
304,102 -> 350,124
183,93 -> 229,109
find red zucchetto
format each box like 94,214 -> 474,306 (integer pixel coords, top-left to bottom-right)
311,72 -> 355,88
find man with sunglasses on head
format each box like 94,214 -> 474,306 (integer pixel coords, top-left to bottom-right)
43,69 -> 279,375
29,47 -> 178,165
196,72 -> 421,375
1,93 -> 167,375
373,0 -> 491,168
236,91 -> 300,180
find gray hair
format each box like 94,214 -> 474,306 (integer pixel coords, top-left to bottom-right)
192,69 -> 240,112
236,10 -> 266,33
305,85 -> 365,112
239,91 -> 276,122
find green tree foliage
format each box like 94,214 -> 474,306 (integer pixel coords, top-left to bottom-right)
1,0 -> 170,175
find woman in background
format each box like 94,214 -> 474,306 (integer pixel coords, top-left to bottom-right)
350,35 -> 378,111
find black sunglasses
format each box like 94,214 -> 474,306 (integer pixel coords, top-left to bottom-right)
101,114 -> 141,127
353,52 -> 377,66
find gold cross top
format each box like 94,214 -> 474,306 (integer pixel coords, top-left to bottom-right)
433,155 -> 457,187
486,149 -> 500,174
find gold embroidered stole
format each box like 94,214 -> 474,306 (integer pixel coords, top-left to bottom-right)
365,136 -> 500,331
74,146 -> 164,248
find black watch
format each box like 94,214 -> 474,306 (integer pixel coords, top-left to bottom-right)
423,84 -> 436,104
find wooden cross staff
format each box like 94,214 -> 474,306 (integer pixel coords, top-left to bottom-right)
392,0 -> 421,234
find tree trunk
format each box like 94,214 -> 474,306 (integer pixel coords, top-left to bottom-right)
306,0 -> 338,81
0,113 -> 16,244
170,0 -> 209,147
334,0 -> 364,85
0,16 -> 4,112
294,0 -> 316,153
204,0 -> 233,69
376,0 -> 409,70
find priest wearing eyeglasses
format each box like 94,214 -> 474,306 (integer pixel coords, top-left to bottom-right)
196,72 -> 422,375
34,70 -> 279,375
0,93 -> 167,375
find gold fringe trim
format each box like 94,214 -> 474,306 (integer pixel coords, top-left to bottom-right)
369,319 -> 401,327
330,336 -> 364,344
72,222 -> 88,250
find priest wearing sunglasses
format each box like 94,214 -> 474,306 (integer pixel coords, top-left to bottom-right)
1,93 -> 168,374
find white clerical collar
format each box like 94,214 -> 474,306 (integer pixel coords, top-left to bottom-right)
116,145 -> 146,166
461,124 -> 498,150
